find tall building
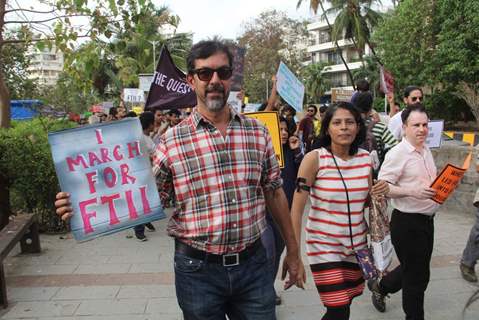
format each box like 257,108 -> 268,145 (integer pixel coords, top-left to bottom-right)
306,15 -> 371,90
27,45 -> 64,86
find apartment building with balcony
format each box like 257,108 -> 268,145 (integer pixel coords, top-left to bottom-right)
27,45 -> 64,86
306,15 -> 371,91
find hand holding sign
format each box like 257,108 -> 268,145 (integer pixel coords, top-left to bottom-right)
49,118 -> 166,242
430,152 -> 472,204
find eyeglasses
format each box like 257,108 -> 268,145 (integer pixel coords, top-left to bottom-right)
411,96 -> 423,102
307,109 -> 315,113
191,66 -> 233,81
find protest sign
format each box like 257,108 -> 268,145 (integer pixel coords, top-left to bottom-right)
123,88 -> 145,104
243,103 -> 260,113
145,46 -> 197,110
426,120 -> 444,149
379,66 -> 395,94
49,118 -> 166,242
228,91 -> 243,113
276,62 -> 305,113
430,152 -> 472,204
331,88 -> 354,103
244,111 -> 284,168
138,74 -> 154,92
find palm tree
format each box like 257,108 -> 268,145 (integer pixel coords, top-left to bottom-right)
297,0 -> 356,89
326,0 -> 383,64
301,62 -> 331,103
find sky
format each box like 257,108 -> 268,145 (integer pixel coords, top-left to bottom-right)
12,0 -> 393,43
158,0 -> 393,42
158,0 -> 315,42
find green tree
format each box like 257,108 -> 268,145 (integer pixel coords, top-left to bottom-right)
237,10 -> 308,102
432,0 -> 479,126
0,27 -> 38,99
38,72 -> 101,115
374,0 -> 479,126
301,62 -> 331,103
326,0 -> 383,62
61,4 -> 192,102
0,0 -> 166,128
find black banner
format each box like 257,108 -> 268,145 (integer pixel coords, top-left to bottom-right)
145,46 -> 197,110
229,46 -> 246,92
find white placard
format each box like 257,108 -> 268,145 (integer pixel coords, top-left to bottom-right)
243,103 -> 260,113
426,120 -> 444,149
123,88 -> 145,103
275,62 -> 305,113
138,74 -> 154,92
227,91 -> 242,114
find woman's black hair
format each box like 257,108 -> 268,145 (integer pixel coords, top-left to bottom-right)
314,102 -> 366,156
279,115 -> 296,138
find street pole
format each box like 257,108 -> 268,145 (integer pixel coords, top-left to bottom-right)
266,79 -> 269,100
148,40 -> 159,73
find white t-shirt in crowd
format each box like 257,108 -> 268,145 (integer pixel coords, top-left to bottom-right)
387,110 -> 403,141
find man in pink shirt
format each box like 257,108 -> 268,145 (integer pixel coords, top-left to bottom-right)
368,104 -> 439,320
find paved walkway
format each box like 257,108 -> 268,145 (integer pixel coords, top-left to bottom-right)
1,207 -> 478,320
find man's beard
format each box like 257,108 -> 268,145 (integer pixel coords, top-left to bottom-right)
205,83 -> 228,112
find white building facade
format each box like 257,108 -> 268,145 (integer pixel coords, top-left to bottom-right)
27,45 -> 64,86
306,16 -> 371,91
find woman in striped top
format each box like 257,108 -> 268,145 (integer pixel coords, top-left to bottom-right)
289,102 -> 388,320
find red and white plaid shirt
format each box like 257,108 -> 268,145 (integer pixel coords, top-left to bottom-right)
152,107 -> 282,254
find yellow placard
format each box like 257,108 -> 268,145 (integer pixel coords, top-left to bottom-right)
244,111 -> 284,168
132,106 -> 144,115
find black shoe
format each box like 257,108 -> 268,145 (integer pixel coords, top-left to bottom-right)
460,263 -> 478,282
367,279 -> 386,312
135,233 -> 147,242
145,223 -> 156,232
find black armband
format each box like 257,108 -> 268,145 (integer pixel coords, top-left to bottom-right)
295,177 -> 311,193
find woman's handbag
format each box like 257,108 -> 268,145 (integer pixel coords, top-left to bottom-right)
369,196 -> 393,273
331,152 -> 378,280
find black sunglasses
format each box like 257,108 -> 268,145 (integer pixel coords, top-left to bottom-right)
191,66 -> 233,81
411,96 -> 423,102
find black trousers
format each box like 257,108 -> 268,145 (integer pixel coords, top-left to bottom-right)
379,209 -> 434,320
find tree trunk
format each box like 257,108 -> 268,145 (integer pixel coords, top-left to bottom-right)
0,70 -> 10,129
318,1 -> 356,90
0,0 -> 11,128
455,82 -> 479,129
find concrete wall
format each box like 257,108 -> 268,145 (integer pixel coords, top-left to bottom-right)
431,141 -> 479,216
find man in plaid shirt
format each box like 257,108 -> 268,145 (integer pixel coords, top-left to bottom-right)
56,40 -> 302,319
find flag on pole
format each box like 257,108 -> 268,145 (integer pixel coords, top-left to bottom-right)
379,66 -> 395,94
145,46 -> 197,110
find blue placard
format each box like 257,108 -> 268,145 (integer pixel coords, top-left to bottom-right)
48,118 -> 166,242
276,61 -> 305,113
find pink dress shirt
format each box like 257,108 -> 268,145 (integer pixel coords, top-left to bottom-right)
378,138 -> 439,215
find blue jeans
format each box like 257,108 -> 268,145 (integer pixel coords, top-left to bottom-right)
462,208 -> 479,268
262,213 -> 285,282
174,245 -> 276,320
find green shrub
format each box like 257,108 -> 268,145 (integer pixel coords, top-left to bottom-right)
0,117 -> 76,233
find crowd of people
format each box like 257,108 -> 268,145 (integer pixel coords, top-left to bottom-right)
54,39 -> 478,320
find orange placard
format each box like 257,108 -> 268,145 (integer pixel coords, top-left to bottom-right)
430,152 -> 472,204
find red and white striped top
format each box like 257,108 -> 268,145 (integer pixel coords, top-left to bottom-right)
306,147 -> 371,264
